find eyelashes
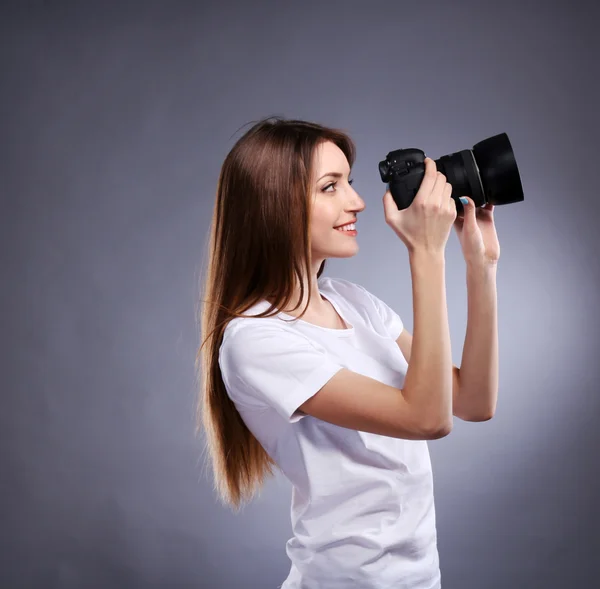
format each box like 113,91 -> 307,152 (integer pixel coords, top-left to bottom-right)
322,179 -> 354,193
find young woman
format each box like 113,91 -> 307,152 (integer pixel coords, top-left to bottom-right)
196,116 -> 500,589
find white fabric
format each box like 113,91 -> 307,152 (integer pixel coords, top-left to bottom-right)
218,276 -> 441,589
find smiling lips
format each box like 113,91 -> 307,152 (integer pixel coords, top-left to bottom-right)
334,218 -> 357,229
334,221 -> 357,234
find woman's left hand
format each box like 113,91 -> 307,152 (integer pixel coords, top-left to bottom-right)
453,197 -> 500,265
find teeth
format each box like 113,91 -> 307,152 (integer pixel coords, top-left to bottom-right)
336,223 -> 356,231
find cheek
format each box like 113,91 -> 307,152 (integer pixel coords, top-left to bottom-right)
311,217 -> 337,241
311,202 -> 337,231
310,200 -> 346,244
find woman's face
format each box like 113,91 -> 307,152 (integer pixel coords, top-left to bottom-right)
310,141 -> 366,262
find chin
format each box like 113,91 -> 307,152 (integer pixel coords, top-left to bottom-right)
324,244 -> 359,259
312,232 -> 359,259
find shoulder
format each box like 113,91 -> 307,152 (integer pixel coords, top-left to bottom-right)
222,299 -> 294,341
221,315 -> 321,358
218,314 -> 333,411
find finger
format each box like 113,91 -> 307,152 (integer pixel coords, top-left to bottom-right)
447,187 -> 457,216
414,157 -> 438,203
432,171 -> 449,205
382,189 -> 398,220
443,181 -> 453,200
461,196 -> 477,223
444,182 -> 454,209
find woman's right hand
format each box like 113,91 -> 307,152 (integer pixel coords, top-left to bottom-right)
382,157 -> 457,255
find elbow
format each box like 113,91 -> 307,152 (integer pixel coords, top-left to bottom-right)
465,400 -> 497,422
461,408 -> 495,422
424,419 -> 453,439
455,397 -> 497,422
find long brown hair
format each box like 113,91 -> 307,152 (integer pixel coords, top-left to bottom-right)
195,115 -> 356,512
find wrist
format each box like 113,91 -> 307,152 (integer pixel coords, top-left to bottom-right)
466,259 -> 498,272
408,247 -> 446,265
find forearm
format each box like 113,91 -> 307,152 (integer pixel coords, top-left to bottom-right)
456,262 -> 499,420
402,249 -> 453,432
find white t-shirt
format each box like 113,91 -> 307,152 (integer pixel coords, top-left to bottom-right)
218,275 -> 441,589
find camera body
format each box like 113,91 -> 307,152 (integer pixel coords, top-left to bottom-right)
378,133 -> 525,214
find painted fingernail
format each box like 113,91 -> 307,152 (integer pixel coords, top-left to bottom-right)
460,197 -> 469,205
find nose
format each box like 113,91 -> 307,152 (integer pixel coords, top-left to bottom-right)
351,192 -> 366,213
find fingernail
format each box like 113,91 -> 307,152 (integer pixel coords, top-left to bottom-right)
460,197 -> 469,205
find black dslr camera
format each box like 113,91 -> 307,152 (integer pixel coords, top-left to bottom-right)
378,133 -> 524,215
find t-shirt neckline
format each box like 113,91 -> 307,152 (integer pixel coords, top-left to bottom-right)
276,285 -> 356,336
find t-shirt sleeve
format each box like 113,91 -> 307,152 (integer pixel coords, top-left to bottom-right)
360,286 -> 404,340
218,322 -> 345,423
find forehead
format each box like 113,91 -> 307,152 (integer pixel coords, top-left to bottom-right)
313,141 -> 350,173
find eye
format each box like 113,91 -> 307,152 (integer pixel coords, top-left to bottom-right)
322,179 -> 354,193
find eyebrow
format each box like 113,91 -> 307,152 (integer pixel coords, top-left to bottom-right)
317,171 -> 351,182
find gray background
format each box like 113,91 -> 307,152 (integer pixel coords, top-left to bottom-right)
2,1 -> 598,588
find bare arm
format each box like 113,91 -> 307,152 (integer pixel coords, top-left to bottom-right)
454,262 -> 499,420
298,248 -> 454,440
400,249 -> 453,433
395,329 -> 464,418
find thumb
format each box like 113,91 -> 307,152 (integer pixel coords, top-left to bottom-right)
460,196 -> 476,222
382,189 -> 400,220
